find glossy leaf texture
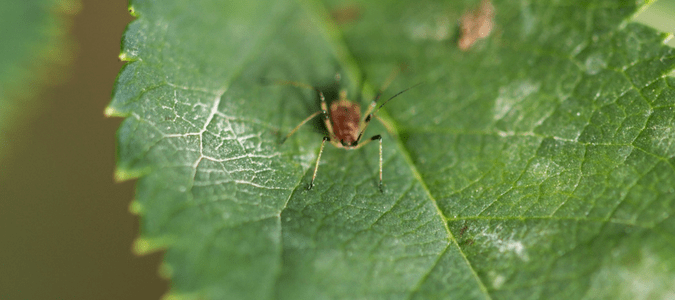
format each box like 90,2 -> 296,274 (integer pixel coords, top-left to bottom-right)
108,0 -> 675,299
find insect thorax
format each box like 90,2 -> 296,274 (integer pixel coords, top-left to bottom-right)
329,99 -> 361,145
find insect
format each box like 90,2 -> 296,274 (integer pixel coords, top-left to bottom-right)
268,72 -> 420,192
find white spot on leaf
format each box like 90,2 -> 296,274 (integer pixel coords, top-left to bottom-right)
493,274 -> 505,289
493,80 -> 540,120
587,247 -> 675,300
408,15 -> 451,41
478,225 -> 530,261
585,53 -> 607,75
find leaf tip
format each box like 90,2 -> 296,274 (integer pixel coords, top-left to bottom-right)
127,5 -> 138,17
118,52 -> 133,62
158,262 -> 174,280
161,292 -> 195,300
132,237 -> 153,255
114,167 -> 145,182
132,236 -> 171,255
104,106 -> 121,117
128,200 -> 143,215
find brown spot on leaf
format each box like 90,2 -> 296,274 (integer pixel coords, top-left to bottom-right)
331,5 -> 361,25
459,225 -> 468,237
458,0 -> 495,51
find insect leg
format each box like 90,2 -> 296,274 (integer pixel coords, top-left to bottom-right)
374,134 -> 383,192
318,90 -> 336,140
262,78 -> 336,141
281,111 -> 321,144
309,136 -> 330,190
270,80 -> 328,127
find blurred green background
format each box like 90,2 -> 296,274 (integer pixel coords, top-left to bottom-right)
0,0 -> 672,299
0,1 -> 166,299
636,0 -> 675,50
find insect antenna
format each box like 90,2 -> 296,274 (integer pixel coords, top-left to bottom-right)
354,82 -> 423,143
373,82 -> 424,113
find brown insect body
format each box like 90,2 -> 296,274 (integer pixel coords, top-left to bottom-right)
271,73 -> 420,191
329,91 -> 361,147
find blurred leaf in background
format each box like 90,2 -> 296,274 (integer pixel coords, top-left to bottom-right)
0,1 -> 169,299
0,0 -> 80,161
109,0 -> 675,299
635,0 -> 675,49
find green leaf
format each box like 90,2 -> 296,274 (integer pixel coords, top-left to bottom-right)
108,0 -> 675,299
634,0 -> 675,49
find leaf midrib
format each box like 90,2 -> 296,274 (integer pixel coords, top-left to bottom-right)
274,0 -> 494,298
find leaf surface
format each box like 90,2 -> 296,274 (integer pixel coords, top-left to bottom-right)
109,0 -> 675,299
